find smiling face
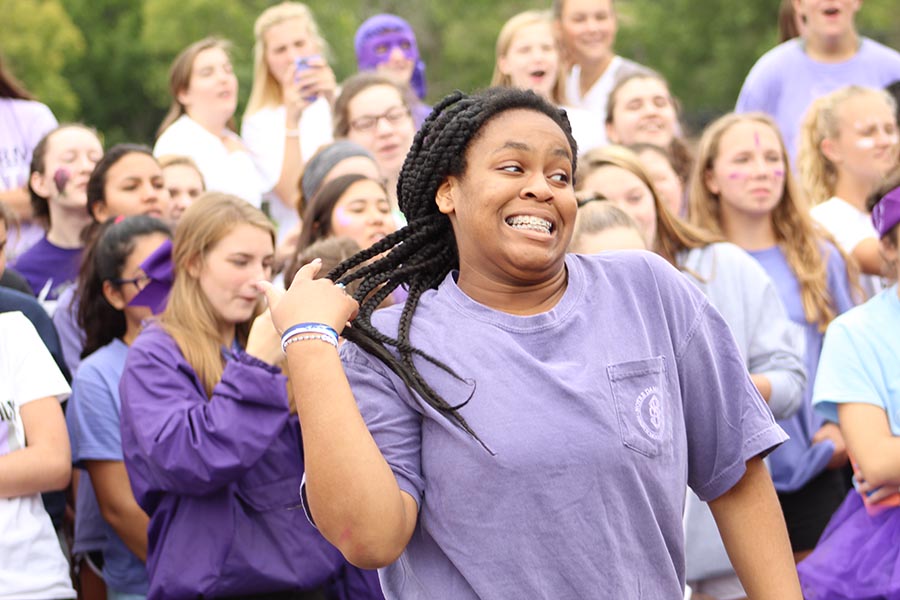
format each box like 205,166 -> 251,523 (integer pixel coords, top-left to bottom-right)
558,0 -> 617,66
329,179 -> 397,249
824,93 -> 900,187
194,223 -> 274,330
31,126 -> 103,212
579,165 -> 657,246
705,121 -> 788,222
346,84 -> 415,181
607,77 -> 678,147
498,22 -> 560,99
94,153 -> 172,222
264,18 -> 320,87
436,109 -> 576,285
792,0 -> 861,40
177,47 -> 239,126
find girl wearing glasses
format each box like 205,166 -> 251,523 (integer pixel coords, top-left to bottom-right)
333,73 -> 416,216
66,215 -> 172,600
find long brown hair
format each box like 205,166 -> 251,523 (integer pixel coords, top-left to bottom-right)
690,112 -> 860,331
157,37 -> 236,139
577,145 -> 719,267
161,192 -> 275,397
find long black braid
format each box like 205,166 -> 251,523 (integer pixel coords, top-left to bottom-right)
327,87 -> 578,445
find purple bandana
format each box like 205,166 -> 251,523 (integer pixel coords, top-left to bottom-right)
872,186 -> 900,237
354,14 -> 427,100
128,238 -> 173,314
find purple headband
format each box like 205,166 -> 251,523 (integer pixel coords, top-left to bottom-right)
354,14 -> 427,100
872,186 -> 900,238
128,238 -> 174,314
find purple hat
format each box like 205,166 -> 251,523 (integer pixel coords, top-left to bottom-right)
872,186 -> 900,238
354,14 -> 427,100
128,238 -> 173,314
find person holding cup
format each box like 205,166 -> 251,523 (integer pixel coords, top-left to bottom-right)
242,2 -> 337,243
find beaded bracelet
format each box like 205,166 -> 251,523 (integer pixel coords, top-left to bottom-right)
283,333 -> 338,351
281,322 -> 339,352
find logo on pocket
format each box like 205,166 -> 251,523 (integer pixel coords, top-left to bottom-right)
634,386 -> 663,440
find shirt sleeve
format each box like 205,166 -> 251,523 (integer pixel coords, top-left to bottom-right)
677,301 -> 788,502
341,342 -> 426,507
7,311 -> 70,407
813,318 -> 885,424
68,360 -> 124,465
824,242 -> 859,314
240,110 -> 281,192
119,330 -> 291,496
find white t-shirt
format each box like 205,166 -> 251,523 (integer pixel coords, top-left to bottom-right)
565,55 -> 644,130
241,98 -> 334,242
562,104 -> 605,155
0,311 -> 74,600
811,196 -> 885,298
154,115 -> 265,208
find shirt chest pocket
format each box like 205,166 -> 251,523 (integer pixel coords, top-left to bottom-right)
607,356 -> 670,458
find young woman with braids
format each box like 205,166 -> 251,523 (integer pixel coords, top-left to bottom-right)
690,112 -> 859,565
260,87 -> 802,598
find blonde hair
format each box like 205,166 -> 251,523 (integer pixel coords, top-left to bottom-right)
491,10 -> 567,106
571,202 -> 643,251
157,37 -> 234,139
578,145 -> 719,266
690,112 -> 860,331
157,154 -> 206,189
244,2 -> 329,117
797,85 -> 898,206
161,192 -> 275,397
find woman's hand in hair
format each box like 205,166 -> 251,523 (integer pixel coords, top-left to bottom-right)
245,309 -> 285,367
257,258 -> 359,337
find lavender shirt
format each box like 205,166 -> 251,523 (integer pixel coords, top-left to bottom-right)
736,37 -> 900,163
748,244 -> 856,492
341,251 -> 786,599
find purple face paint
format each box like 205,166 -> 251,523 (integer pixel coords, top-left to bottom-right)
754,131 -> 761,149
53,168 -> 70,194
772,169 -> 785,178
728,172 -> 746,180
333,206 -> 355,229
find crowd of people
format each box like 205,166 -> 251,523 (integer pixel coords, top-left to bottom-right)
1,0 -> 900,599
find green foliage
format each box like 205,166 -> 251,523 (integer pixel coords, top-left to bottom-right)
0,0 -> 85,120
3,0 -> 898,145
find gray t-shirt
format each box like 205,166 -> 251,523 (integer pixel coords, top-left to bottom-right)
342,251 -> 786,599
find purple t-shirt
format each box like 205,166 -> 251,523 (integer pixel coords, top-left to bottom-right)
747,244 -> 856,492
0,98 -> 58,259
11,237 -> 81,303
341,251 -> 786,599
736,37 -> 900,163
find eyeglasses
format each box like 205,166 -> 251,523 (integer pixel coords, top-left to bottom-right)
111,274 -> 152,291
349,106 -> 411,133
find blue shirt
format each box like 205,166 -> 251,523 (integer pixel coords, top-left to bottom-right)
67,339 -> 148,594
814,285 -> 900,434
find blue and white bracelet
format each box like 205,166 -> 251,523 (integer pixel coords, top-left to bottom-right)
281,322 -> 339,352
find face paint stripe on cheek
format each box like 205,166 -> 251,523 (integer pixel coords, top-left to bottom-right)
856,137 -> 876,150
333,206 -> 354,227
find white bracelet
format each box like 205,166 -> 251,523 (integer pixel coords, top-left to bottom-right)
285,129 -> 300,138
283,333 -> 338,351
